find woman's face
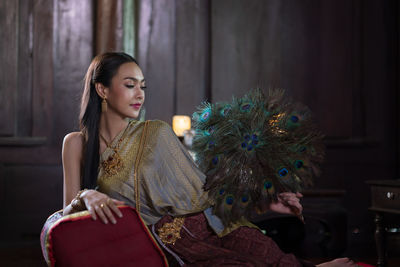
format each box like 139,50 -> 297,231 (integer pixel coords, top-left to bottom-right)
105,62 -> 145,119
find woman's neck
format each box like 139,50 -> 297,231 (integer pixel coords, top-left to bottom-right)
99,111 -> 129,143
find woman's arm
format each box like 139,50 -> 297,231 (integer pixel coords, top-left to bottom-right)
62,132 -> 124,223
62,132 -> 84,214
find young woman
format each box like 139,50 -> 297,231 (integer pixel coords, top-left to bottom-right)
61,52 -> 357,267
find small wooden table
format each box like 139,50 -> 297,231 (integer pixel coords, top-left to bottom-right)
367,179 -> 400,267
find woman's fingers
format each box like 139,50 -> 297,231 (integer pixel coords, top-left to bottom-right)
94,205 -> 109,224
101,204 -> 117,224
111,198 -> 126,206
108,199 -> 123,218
279,192 -> 302,200
80,190 -> 125,224
279,193 -> 301,203
87,205 -> 97,221
277,192 -> 303,215
286,200 -> 302,214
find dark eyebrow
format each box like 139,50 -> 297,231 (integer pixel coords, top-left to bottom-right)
124,77 -> 145,83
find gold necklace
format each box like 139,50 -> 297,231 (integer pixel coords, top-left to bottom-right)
99,124 -> 129,176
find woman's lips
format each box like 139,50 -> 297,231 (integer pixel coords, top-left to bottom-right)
131,104 -> 141,110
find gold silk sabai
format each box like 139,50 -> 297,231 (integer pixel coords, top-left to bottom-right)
97,120 -> 211,225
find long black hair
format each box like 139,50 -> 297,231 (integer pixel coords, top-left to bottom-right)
79,52 -> 138,189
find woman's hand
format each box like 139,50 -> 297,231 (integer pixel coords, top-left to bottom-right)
81,190 -> 125,224
269,192 -> 303,216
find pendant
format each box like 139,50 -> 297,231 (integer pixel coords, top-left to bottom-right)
102,149 -> 124,176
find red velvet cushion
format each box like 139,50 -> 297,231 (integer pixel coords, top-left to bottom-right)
41,206 -> 167,267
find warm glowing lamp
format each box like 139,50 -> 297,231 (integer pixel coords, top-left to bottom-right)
172,115 -> 191,137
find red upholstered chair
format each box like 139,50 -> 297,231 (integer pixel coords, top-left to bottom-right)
40,206 -> 168,267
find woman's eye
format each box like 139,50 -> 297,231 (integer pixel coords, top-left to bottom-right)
140,86 -> 147,90
126,84 -> 135,88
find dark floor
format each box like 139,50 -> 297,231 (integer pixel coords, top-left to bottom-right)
0,244 -> 47,267
1,243 -> 400,267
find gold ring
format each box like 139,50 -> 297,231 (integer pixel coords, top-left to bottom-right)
100,203 -> 105,208
107,198 -> 111,204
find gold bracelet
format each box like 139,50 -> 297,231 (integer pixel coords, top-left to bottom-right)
71,189 -> 87,211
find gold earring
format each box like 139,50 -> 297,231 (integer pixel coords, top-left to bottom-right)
102,97 -> 107,113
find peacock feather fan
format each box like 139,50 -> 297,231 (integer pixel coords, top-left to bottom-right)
192,88 -> 324,227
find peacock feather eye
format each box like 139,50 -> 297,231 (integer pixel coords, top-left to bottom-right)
278,168 -> 288,177
208,140 -> 215,149
286,114 -> 300,129
240,102 -> 252,112
220,105 -> 231,116
263,180 -> 275,194
225,195 -> 234,205
200,108 -> 211,122
294,160 -> 304,169
212,155 -> 219,165
219,188 -> 225,195
204,126 -> 214,136
251,134 -> 259,146
241,195 -> 249,203
290,115 -> 299,123
242,133 -> 259,151
264,181 -> 272,189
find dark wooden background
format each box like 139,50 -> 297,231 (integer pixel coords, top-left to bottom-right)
0,0 -> 398,264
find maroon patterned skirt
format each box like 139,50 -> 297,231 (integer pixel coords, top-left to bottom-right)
153,212 -> 313,267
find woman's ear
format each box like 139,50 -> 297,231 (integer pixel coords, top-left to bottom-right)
95,83 -> 108,99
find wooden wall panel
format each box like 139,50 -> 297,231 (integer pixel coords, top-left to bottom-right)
0,0 -> 94,249
16,0 -> 34,137
212,0 -> 283,102
212,0 -> 356,138
32,0 -> 53,137
0,0 -> 17,136
175,0 -> 210,115
53,0 -> 94,144
95,0 -> 124,54
137,0 -> 176,123
280,0 -> 355,137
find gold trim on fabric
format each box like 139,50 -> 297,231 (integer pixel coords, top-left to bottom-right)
218,217 -> 260,237
134,120 -> 149,213
157,217 -> 185,245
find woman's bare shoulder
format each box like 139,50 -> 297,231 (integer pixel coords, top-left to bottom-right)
63,132 -> 84,151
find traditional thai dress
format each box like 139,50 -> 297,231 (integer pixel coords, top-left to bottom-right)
42,119 -> 313,266
97,120 -> 311,266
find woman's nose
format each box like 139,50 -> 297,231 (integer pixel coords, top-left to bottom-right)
136,90 -> 144,100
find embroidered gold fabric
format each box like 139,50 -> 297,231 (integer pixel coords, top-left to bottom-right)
157,217 -> 185,245
97,120 -> 210,225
